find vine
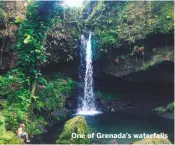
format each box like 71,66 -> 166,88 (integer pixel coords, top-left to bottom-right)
16,1 -> 63,108
17,1 -> 63,79
0,39 -> 5,65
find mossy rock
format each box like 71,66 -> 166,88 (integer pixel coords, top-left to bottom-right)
0,131 -> 24,144
133,138 -> 172,144
154,106 -> 166,114
153,102 -> 174,119
166,102 -> 174,113
56,116 -> 90,144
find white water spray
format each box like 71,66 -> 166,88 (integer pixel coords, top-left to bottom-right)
77,34 -> 101,115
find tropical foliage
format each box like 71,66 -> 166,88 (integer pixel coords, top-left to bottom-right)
17,1 -> 63,78
0,1 -> 76,139
81,1 -> 174,56
0,1 -> 174,143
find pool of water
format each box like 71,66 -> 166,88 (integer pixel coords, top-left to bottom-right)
84,112 -> 174,144
32,112 -> 174,144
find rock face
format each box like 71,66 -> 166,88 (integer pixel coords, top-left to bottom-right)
56,116 -> 90,144
123,61 -> 174,83
98,32 -> 174,79
0,1 -> 27,71
95,48 -> 174,116
96,91 -> 173,116
133,138 -> 172,144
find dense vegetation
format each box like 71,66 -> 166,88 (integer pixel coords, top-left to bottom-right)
81,1 -> 174,57
0,1 -> 76,143
0,0 -> 174,144
17,1 -> 63,78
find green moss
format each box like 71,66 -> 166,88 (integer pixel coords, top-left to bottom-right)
166,102 -> 174,113
133,138 -> 172,144
0,131 -> 24,144
141,63 -> 153,70
153,106 -> 166,114
154,102 -> 174,115
56,116 -> 90,144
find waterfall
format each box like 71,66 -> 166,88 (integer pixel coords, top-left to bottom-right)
77,33 -> 101,115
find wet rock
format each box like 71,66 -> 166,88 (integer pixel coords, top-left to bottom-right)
123,61 -> 174,83
52,108 -> 72,122
110,139 -> 118,144
111,108 -> 116,112
65,97 -> 77,110
160,113 -> 174,120
95,98 -> 107,112
126,101 -> 136,108
153,102 -> 174,119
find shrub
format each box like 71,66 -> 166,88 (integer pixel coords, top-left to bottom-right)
0,114 -> 24,144
35,77 -> 76,111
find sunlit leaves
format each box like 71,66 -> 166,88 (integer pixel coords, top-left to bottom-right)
24,35 -> 31,44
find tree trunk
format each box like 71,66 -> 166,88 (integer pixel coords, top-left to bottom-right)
31,80 -> 36,98
30,79 -> 37,113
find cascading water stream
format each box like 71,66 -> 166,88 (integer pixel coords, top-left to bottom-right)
77,33 -> 101,115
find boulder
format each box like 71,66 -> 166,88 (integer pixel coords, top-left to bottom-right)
111,108 -> 116,112
133,138 -> 172,144
56,116 -> 90,144
153,102 -> 174,119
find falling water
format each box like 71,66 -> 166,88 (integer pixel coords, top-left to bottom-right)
77,33 -> 101,115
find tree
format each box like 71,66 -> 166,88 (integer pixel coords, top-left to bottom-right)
16,1 -> 63,102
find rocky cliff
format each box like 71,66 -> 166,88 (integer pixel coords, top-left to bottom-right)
0,1 -> 27,72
